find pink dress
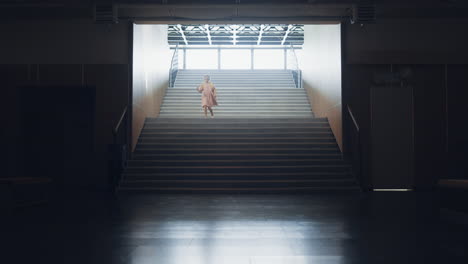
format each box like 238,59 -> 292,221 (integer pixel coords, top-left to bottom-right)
197,82 -> 218,107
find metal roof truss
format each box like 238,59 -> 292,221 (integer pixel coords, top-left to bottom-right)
168,24 -> 304,46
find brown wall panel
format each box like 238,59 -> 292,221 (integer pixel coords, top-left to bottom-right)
38,64 -> 83,85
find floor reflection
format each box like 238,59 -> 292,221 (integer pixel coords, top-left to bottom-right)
6,193 -> 468,264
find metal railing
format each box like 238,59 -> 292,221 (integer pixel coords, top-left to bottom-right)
109,106 -> 129,193
169,44 -> 179,88
347,105 -> 363,190
286,44 -> 302,88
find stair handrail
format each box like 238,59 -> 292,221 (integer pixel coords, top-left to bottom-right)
169,44 -> 179,88
286,44 -> 302,88
110,105 -> 130,194
347,105 -> 360,133
113,106 -> 128,138
347,105 -> 363,190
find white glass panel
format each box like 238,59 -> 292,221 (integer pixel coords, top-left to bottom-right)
186,49 -> 218,69
254,49 -> 284,69
289,49 -> 302,69
177,49 -> 184,69
220,49 -> 251,69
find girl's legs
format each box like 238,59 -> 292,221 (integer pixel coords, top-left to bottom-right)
208,107 -> 214,117
203,106 -> 208,117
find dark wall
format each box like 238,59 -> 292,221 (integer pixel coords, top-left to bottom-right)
344,19 -> 468,64
446,65 -> 468,180
0,20 -> 130,190
342,21 -> 468,190
0,20 -> 129,64
19,85 -> 96,189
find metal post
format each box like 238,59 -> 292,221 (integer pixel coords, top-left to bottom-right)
251,48 -> 254,70
284,48 -> 287,70
183,48 -> 186,69
218,48 -> 221,70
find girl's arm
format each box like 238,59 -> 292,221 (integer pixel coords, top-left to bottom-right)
197,85 -> 203,93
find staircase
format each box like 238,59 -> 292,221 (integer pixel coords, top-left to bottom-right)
160,69 -> 313,118
118,70 -> 359,193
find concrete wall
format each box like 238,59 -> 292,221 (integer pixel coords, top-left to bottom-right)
299,24 -> 342,149
132,24 -> 172,150
0,19 -> 129,64
344,19 -> 468,65
0,19 -> 130,190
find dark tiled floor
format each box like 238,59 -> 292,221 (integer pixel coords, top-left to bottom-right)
4,192 -> 468,264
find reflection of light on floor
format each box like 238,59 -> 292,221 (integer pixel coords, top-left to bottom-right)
127,220 -> 349,264
252,256 -> 344,264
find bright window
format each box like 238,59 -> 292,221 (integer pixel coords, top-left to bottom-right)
185,49 -> 218,69
254,49 -> 284,69
220,49 -> 251,69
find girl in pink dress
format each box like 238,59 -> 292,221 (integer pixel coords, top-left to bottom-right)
197,75 -> 218,118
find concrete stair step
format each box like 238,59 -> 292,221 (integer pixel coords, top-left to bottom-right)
158,114 -> 314,117
138,139 -> 336,144
121,171 -> 349,180
137,142 -> 337,148
160,109 -> 312,113
145,117 -> 327,123
133,148 -> 340,155
175,79 -> 294,81
123,164 -> 349,173
119,179 -> 357,189
172,86 -> 298,89
118,186 -> 361,193
139,132 -> 332,137
160,106 -> 311,109
142,125 -> 331,130
131,153 -> 341,160
127,159 -> 346,167
162,98 -> 309,100
163,97 -> 308,100
159,111 -> 313,114
169,87 -> 302,90
165,92 -> 307,95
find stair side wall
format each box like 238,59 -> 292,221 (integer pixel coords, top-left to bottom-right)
299,24 -> 343,150
132,24 -> 172,150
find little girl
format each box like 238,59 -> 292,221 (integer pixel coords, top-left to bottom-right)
197,75 -> 218,118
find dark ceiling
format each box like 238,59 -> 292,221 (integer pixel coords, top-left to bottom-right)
0,0 -> 467,21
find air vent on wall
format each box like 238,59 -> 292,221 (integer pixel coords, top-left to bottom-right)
351,0 -> 376,24
93,3 -> 118,24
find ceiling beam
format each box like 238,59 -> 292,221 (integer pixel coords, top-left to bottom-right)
177,24 -> 188,45
257,25 -> 264,45
232,25 -> 238,45
281,24 -> 293,45
204,24 -> 212,45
